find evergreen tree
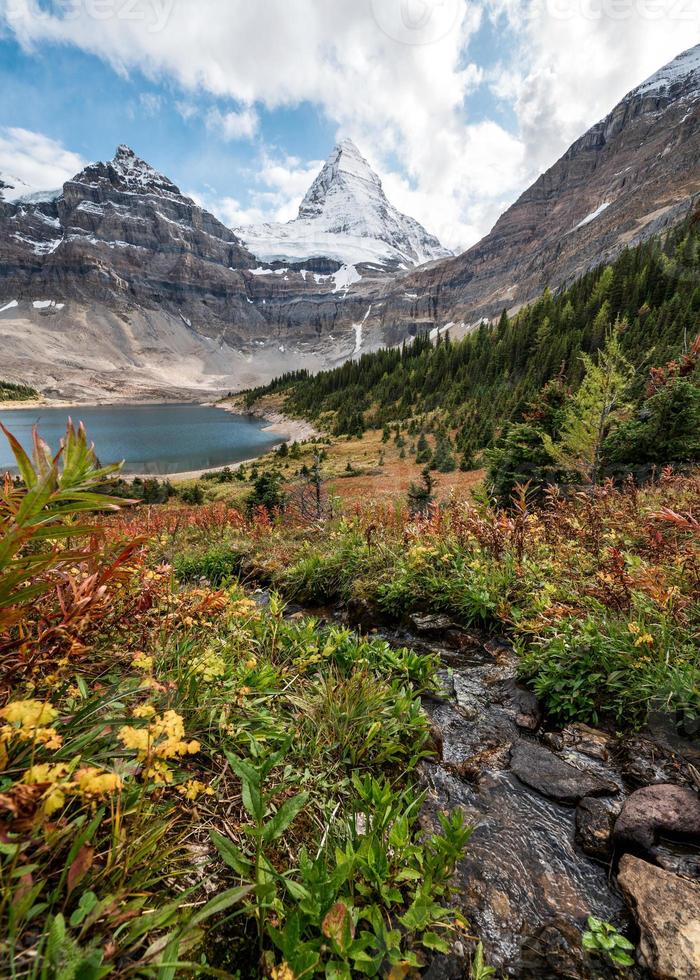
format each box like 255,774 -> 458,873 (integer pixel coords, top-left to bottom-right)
415,432 -> 431,464
407,466 -> 436,514
544,330 -> 634,484
431,432 -> 456,472
247,471 -> 285,514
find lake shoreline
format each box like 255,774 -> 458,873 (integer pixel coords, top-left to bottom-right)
0,396 -> 322,482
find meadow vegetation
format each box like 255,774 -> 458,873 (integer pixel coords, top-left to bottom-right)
1,217 -> 699,977
0,423 -> 473,978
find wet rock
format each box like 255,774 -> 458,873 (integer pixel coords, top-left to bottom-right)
497,678 -> 543,732
510,742 -> 619,806
448,743 -> 512,783
654,846 -> 700,879
562,724 -> 613,762
428,720 -> 444,761
444,629 -> 483,652
617,735 -> 689,788
345,596 -> 382,630
618,854 -> 700,978
484,637 -> 512,658
423,949 -> 468,979
614,784 -> 700,856
409,612 -> 455,636
519,918 -> 586,977
519,918 -> 619,979
646,709 -> 700,771
576,797 -> 620,860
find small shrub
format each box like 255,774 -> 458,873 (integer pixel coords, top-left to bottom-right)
173,544 -> 243,584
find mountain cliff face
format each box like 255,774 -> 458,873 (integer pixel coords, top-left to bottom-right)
1,44 -> 700,398
238,139 -> 451,268
372,43 -> 700,337
0,143 -> 418,394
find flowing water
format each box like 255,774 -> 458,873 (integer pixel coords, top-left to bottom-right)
387,630 -> 627,976
0,402 -> 282,476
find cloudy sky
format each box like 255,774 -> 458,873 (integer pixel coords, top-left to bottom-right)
0,0 -> 698,252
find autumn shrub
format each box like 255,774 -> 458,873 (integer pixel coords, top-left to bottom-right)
222,471 -> 699,729
173,543 -> 244,584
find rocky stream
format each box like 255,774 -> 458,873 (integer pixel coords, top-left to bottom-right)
337,606 -> 700,979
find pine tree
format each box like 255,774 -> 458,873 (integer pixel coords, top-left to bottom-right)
415,432 -> 431,464
545,330 -> 634,484
431,433 -> 456,472
407,466 -> 436,514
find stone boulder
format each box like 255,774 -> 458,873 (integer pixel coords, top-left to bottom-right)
510,742 -> 618,806
409,612 -> 455,636
614,784 -> 700,855
498,678 -> 543,732
576,797 -> 621,860
618,854 -> 700,978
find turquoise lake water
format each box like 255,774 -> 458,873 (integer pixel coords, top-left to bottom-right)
0,403 -> 281,476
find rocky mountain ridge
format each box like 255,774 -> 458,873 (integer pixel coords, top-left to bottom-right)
0,143 -> 409,395
2,44 -> 700,397
371,42 -> 700,339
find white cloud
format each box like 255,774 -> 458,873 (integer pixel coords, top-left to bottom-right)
487,0 -> 700,176
0,126 -> 85,196
139,91 -> 163,116
206,106 -> 259,141
190,151 -> 324,229
1,0 -> 697,250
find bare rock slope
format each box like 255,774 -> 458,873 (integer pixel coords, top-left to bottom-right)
372,43 -> 700,338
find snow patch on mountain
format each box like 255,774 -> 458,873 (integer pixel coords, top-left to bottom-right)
630,43 -> 700,99
332,264 -> 361,293
575,201 -> 611,229
237,139 -> 451,270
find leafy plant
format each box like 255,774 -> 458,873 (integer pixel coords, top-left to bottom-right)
0,420 -> 129,631
582,916 -> 635,968
211,740 -> 309,963
173,543 -> 243,584
470,942 -> 496,979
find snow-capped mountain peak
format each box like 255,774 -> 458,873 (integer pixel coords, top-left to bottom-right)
297,138 -> 382,219
70,145 -> 187,202
237,139 -> 451,269
628,42 -> 700,100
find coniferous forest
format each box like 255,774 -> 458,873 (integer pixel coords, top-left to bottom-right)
247,215 -> 700,460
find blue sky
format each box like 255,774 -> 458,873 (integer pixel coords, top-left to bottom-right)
0,1 -> 695,250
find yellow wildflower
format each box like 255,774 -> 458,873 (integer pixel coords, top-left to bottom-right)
634,633 -> 654,647
143,759 -> 174,784
133,704 -> 157,719
271,964 -> 295,980
132,653 -> 154,673
74,768 -> 123,797
177,779 -> 215,801
0,700 -> 62,750
190,649 -> 227,682
23,763 -> 69,785
118,709 -> 200,782
244,657 -> 258,671
0,700 -> 57,727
